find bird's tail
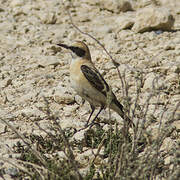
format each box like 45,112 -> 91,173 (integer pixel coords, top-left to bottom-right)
111,98 -> 135,129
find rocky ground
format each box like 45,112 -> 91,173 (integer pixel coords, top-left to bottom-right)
0,0 -> 180,179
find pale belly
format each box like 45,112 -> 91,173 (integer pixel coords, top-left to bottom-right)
70,76 -> 105,107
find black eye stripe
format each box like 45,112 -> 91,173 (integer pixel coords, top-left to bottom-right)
69,46 -> 86,57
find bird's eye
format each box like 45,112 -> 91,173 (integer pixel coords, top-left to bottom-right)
70,46 -> 86,57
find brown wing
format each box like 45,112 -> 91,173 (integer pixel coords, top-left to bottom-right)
80,65 -> 109,96
81,65 -> 125,118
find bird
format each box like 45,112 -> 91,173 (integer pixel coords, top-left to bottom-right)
57,41 -> 134,128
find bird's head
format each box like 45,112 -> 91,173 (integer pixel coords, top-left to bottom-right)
57,41 -> 91,61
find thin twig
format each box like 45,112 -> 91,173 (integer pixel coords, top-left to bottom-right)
91,131 -> 106,164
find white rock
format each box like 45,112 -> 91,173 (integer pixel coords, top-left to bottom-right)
164,156 -> 172,166
103,34 -> 118,52
63,105 -> 77,117
172,120 -> 180,130
54,93 -> 74,104
170,95 -> 180,104
115,15 -> 134,30
132,7 -> 175,33
10,0 -> 24,7
101,0 -> 133,13
143,73 -> 155,90
56,151 -> 66,160
38,56 -> 60,67
39,11 -> 57,24
54,83 -> 74,104
60,117 -> 75,129
143,73 -> 165,91
72,130 -> 85,141
160,137 -> 175,151
165,73 -> 178,82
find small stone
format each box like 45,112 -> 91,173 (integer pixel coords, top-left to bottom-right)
60,117 -> 76,129
10,0 -> 24,7
172,120 -> 180,131
54,93 -> 74,105
101,0 -> 133,13
164,43 -> 175,50
38,56 -> 60,68
72,130 -> 85,141
160,137 -> 175,151
164,156 -> 172,165
104,61 -> 115,70
63,105 -> 78,117
68,31 -> 79,41
56,151 -> 66,160
165,73 -> 178,82
54,84 -> 74,104
143,73 -> 165,91
116,15 -> 134,30
39,12 -> 57,24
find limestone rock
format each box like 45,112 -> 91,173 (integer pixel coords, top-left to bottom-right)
54,83 -> 74,105
132,7 -> 175,32
101,0 -> 133,13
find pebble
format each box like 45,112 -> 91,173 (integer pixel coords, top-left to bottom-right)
38,56 -> 60,67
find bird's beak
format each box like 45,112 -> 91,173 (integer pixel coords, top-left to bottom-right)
57,43 -> 75,58
57,44 -> 76,54
57,43 -> 70,50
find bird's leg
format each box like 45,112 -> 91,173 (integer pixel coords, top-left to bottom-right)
85,104 -> 95,127
89,105 -> 104,127
78,105 -> 104,131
